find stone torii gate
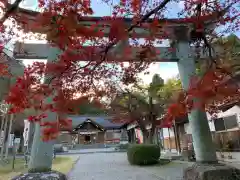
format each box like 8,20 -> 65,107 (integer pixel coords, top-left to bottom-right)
13,7 -> 218,173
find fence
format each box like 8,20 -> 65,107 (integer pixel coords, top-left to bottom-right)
213,130 -> 240,152
181,130 -> 240,152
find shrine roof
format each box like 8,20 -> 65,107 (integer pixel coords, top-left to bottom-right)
69,115 -> 125,130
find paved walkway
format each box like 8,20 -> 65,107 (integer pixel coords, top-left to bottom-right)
67,152 -> 192,180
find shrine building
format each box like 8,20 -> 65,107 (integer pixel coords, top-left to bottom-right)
56,115 -> 128,145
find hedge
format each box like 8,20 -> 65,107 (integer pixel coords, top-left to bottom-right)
127,144 -> 160,165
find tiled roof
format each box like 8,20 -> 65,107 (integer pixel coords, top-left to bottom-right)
68,115 -> 125,130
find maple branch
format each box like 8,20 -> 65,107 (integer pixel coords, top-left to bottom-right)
109,0 -> 171,47
91,0 -> 171,72
46,53 -> 94,86
0,0 -> 23,23
192,2 -> 234,72
128,0 -> 171,31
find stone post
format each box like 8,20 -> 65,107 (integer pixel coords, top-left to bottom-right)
28,46 -> 61,172
174,26 -> 217,163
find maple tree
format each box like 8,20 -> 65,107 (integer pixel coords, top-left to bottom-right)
109,74 -> 166,143
0,0 -> 237,141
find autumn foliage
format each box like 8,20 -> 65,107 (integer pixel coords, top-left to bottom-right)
0,0 -> 238,140
162,66 -> 240,127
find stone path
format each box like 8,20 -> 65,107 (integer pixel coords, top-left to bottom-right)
67,152 -> 192,180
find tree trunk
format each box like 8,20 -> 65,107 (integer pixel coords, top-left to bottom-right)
150,123 -> 156,144
4,114 -> 13,159
17,134 -> 24,153
159,129 -> 165,150
0,116 -> 5,152
142,130 -> 153,144
0,117 -> 4,134
143,134 -> 149,144
140,122 -> 156,144
174,124 -> 181,154
153,128 -> 159,145
168,128 -> 172,151
0,115 -> 8,160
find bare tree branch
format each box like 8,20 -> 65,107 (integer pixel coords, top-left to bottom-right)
1,0 -> 23,23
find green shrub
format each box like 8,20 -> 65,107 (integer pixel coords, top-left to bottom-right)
127,144 -> 160,165
28,167 -> 51,173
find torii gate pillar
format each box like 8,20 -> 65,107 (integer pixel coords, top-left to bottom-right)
174,28 -> 240,180
28,47 -> 61,172
175,27 -> 217,163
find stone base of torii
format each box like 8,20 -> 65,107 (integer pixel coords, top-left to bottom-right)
11,7 -> 239,180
